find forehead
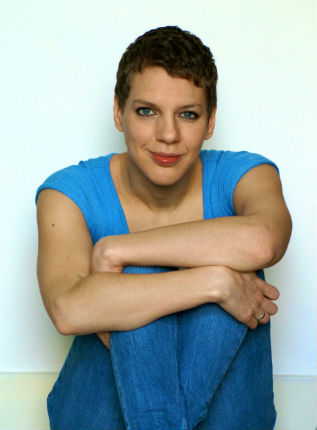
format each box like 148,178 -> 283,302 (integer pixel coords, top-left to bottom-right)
127,66 -> 207,108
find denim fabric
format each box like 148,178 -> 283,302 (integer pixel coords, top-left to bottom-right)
47,266 -> 277,430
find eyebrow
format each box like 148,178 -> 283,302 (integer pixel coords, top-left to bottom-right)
132,99 -> 204,110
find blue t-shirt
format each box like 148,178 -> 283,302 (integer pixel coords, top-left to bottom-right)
35,149 -> 278,248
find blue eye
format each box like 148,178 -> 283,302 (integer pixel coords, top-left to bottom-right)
180,111 -> 198,119
137,107 -> 154,116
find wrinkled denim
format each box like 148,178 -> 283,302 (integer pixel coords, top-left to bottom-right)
47,266 -> 277,430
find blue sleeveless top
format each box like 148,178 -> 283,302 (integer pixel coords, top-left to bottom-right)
35,149 -> 278,250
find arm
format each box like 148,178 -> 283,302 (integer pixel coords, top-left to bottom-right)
94,165 -> 292,272
37,188 -> 279,337
36,189 -> 218,335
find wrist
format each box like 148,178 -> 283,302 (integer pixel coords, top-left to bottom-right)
212,266 -> 235,305
110,232 -> 145,267
205,266 -> 231,304
92,235 -> 125,272
105,235 -> 126,268
188,266 -> 226,304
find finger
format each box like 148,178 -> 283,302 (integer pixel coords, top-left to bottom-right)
257,279 -> 280,300
97,332 -> 111,349
247,317 -> 258,330
262,299 -> 278,316
97,332 -> 107,344
254,310 -> 270,325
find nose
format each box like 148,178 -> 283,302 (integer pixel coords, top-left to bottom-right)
156,115 -> 180,144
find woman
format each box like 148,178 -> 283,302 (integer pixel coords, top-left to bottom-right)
36,26 -> 292,430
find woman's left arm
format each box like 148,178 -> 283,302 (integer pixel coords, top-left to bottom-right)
93,165 -> 292,273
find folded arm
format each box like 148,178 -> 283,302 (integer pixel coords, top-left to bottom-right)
93,164 -> 292,273
36,164 -> 289,337
37,190 -> 221,335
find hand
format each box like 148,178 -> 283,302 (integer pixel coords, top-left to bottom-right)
91,236 -> 123,273
215,266 -> 279,329
91,236 -> 124,350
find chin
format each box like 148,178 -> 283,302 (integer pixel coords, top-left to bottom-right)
128,152 -> 194,187
146,168 -> 189,187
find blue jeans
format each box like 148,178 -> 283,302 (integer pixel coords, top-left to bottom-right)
47,266 -> 277,430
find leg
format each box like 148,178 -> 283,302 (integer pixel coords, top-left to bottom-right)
110,265 -> 187,430
193,322 -> 277,430
176,303 -> 248,429
176,269 -> 276,430
47,334 -> 126,430
47,268 -> 275,430
109,266 -> 256,430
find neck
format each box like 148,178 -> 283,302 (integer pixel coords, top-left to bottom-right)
121,152 -> 201,212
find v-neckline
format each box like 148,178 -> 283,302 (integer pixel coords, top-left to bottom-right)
105,151 -> 207,235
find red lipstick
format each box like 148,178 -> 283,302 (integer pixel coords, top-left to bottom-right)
150,152 -> 182,167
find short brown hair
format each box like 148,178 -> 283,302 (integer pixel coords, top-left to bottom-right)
115,26 -> 218,116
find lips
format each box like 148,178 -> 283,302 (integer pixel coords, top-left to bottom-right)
150,152 -> 182,167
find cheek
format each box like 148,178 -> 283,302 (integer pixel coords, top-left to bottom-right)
125,123 -> 153,149
184,126 -> 207,149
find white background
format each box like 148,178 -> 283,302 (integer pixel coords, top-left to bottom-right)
0,0 -> 315,375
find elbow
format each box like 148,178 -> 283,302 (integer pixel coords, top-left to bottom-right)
255,220 -> 292,268
51,294 -> 74,336
256,234 -> 276,268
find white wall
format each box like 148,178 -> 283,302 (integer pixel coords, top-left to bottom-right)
1,0 -> 315,375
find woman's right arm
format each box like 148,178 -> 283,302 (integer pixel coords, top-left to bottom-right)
37,189 -> 218,335
37,189 -> 279,336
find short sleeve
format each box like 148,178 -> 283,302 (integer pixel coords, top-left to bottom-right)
35,164 -> 92,233
202,150 -> 279,218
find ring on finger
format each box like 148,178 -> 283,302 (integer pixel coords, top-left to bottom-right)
255,312 -> 266,322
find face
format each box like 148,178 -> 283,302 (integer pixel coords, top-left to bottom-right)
113,66 -> 216,187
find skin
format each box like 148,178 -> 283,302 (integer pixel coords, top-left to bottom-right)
36,66 -> 292,351
113,66 -> 216,202
94,67 -> 290,348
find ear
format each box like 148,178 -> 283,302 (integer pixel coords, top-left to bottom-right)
205,107 -> 217,140
113,96 -> 123,132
